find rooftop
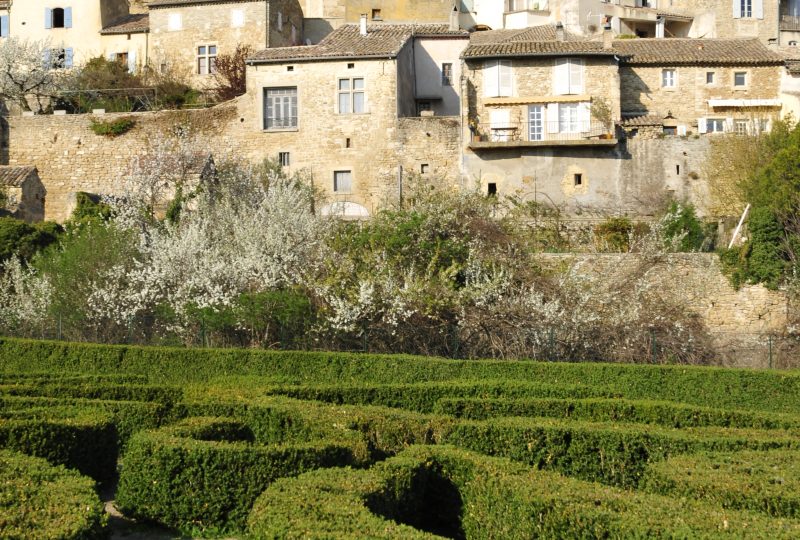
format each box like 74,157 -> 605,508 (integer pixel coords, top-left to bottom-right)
0,166 -> 37,188
148,0 -> 263,7
613,38 -> 784,65
463,26 -> 616,59
101,13 -> 149,35
248,23 -> 469,64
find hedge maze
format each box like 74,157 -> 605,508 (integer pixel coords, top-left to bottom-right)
3,338 -> 800,538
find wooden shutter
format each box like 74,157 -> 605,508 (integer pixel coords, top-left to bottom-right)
128,50 -> 137,73
484,61 -> 499,98
553,58 -> 569,95
753,0 -> 763,19
0,16 -> 8,37
42,49 -> 51,68
569,59 -> 584,94
499,60 -> 513,97
547,103 -> 560,133
45,8 -> 52,29
64,48 -> 74,68
578,102 -> 591,131
732,0 -> 741,18
64,7 -> 72,28
697,118 -> 707,134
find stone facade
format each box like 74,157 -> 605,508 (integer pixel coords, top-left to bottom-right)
671,0 -> 780,43
0,166 -> 46,223
149,0 -> 303,88
621,64 -> 782,130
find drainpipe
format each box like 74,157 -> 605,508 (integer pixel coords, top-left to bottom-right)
265,0 -> 270,48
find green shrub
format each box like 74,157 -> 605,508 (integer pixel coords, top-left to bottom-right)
0,381 -> 181,406
434,396 -> 800,429
116,416 -> 362,533
662,202 -> 708,251
0,407 -> 118,482
0,217 -> 62,262
643,449 -> 800,518
89,117 -> 136,137
0,450 -> 107,539
594,217 -> 633,252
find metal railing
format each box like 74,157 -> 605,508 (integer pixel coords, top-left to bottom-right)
505,0 -> 549,13
470,120 -> 613,144
781,14 -> 800,31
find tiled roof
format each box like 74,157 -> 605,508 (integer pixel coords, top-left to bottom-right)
463,26 -> 615,59
100,13 -> 149,35
249,24 -> 468,64
621,115 -> 664,127
0,2 -> 10,9
0,166 -> 36,187
149,0 -> 263,7
613,38 -> 784,65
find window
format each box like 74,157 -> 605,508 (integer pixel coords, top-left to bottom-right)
662,69 -> 676,88
372,9 -> 382,20
528,105 -> 543,141
45,7 -> 72,29
420,164 -> 429,174
442,63 -> 453,86
347,63 -> 355,69
263,87 -> 297,130
559,103 -> 580,133
735,0 -> 764,19
338,78 -> 365,114
739,0 -> 752,17
734,119 -> 748,134
197,45 -> 217,75
345,137 -> 352,148
487,183 -> 497,196
734,71 -> 747,87
574,173 -> 583,186
279,152 -> 290,167
168,13 -> 182,31
45,47 -> 73,69
706,118 -> 725,133
115,52 -> 129,66
553,58 -> 584,95
231,9 -> 245,28
334,170 -> 352,193
484,60 -> 512,97
706,71 -> 715,85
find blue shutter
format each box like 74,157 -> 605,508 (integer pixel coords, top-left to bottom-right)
42,49 -> 51,68
64,48 -> 73,68
64,7 -> 72,28
0,16 -> 8,37
45,8 -> 52,29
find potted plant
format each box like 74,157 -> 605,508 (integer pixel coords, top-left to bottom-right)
469,115 -> 482,141
590,98 -> 614,139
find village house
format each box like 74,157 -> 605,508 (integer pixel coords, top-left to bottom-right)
0,165 -> 45,222
147,0 -> 304,87
244,19 -> 468,216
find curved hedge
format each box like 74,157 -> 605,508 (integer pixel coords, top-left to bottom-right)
249,445 -> 800,539
643,449 -> 800,518
0,450 -> 106,539
116,416 -> 363,533
434,396 -> 800,429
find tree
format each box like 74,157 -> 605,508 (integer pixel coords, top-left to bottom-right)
0,38 -> 70,113
211,44 -> 253,102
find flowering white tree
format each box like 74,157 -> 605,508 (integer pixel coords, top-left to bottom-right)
0,38 -> 70,113
0,257 -> 51,332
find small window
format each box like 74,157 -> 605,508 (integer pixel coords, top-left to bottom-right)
372,9 -> 382,20
420,164 -> 429,174
347,63 -> 355,69
735,119 -> 748,134
345,137 -> 352,148
738,0 -> 752,18
338,78 -> 365,114
706,118 -> 725,133
287,66 -> 294,71
676,165 -> 680,175
197,45 -> 217,75
168,13 -> 182,31
573,173 -> 583,186
662,69 -> 676,88
279,152 -> 290,167
52,7 -> 65,28
334,170 -> 352,193
706,71 -> 715,85
487,183 -> 497,196
734,72 -> 747,87
442,63 -> 453,86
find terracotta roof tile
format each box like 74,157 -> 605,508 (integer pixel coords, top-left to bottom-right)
621,115 -> 664,127
149,0 -> 262,7
249,23 -> 468,64
463,26 -> 614,59
101,13 -> 149,35
613,38 -> 783,65
0,166 -> 36,187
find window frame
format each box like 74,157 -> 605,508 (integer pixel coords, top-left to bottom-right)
733,71 -> 748,88
263,86 -> 298,131
196,44 -> 217,75
484,59 -> 513,98
706,118 -> 725,133
558,103 -> 580,133
739,0 -> 752,18
553,57 -> 584,95
337,77 -> 366,115
661,68 -> 677,89
706,71 -> 715,85
442,63 -> 453,86
333,170 -> 353,193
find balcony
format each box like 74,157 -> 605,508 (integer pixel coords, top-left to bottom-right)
468,120 -> 617,149
504,0 -> 549,14
781,15 -> 800,32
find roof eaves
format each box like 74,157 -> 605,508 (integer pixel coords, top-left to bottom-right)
462,51 -> 619,60
248,53 -> 399,65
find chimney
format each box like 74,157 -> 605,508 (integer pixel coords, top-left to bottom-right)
360,13 -> 368,36
449,4 -> 459,31
555,22 -> 565,42
603,22 -> 613,49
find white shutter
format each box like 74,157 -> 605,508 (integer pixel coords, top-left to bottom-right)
499,60 -> 513,97
732,0 -> 741,18
484,61 -> 499,98
547,103 -> 560,133
766,118 -> 773,132
128,50 -> 137,73
578,102 -> 591,131
698,117 -> 707,134
677,125 -> 687,136
753,0 -> 763,19
725,117 -> 734,133
553,59 -> 569,95
569,60 -> 584,94
489,109 -> 511,141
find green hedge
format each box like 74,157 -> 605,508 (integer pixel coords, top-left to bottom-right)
0,373 -> 148,384
0,381 -> 181,407
248,445 -> 800,539
643,449 -> 800,518
434,397 -> 800,429
116,416 -> 362,533
2,337 -> 800,413
266,381 -> 617,413
0,407 -> 118,483
442,416 -> 800,488
0,450 -> 107,540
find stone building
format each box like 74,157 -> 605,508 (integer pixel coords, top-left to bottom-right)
0,166 -> 45,222
245,21 -> 468,216
147,0 -> 304,88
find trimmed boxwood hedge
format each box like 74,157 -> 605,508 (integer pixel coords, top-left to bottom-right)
0,407 -> 118,483
248,445 -> 800,539
643,449 -> 800,518
0,381 -> 181,407
3,337 -> 800,413
0,450 -> 107,540
116,416 -> 363,533
434,396 -> 800,429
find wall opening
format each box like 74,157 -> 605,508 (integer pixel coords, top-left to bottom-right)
279,152 -> 290,167
345,138 -> 352,148
574,173 -> 583,186
421,164 -> 429,174
487,182 -> 497,196
52,8 -> 65,28
676,165 -> 680,175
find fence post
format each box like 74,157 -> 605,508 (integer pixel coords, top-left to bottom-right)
768,335 -> 773,369
650,329 -> 657,364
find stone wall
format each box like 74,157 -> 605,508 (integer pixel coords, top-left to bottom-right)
671,0 -> 780,43
540,253 -> 791,368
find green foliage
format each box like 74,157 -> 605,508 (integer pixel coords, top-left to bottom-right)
67,192 -> 113,225
0,450 -> 107,539
720,207 -> 788,289
662,202 -> 710,251
643,449 -> 800,518
89,117 -> 136,137
0,216 -> 62,262
593,217 -> 633,252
